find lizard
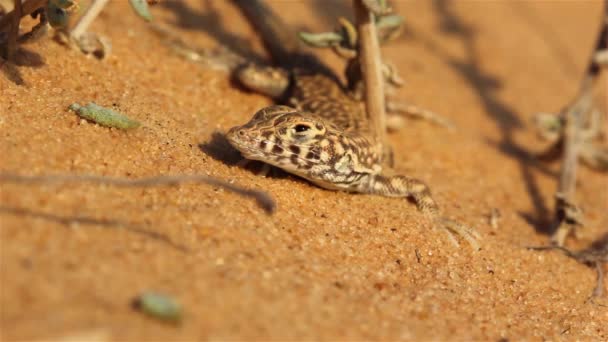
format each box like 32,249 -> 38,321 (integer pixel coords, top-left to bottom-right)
226,1 -> 480,248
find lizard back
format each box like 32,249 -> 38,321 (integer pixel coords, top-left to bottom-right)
288,70 -> 372,137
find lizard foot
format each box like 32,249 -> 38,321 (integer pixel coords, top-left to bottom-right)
435,217 -> 481,250
236,159 -> 273,177
386,101 -> 455,131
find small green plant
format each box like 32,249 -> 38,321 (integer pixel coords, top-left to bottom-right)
0,0 -> 156,60
69,102 -> 141,129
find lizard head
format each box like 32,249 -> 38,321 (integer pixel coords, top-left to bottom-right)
227,105 -> 383,190
227,105 -> 338,172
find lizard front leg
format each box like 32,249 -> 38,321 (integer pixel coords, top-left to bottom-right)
366,174 -> 480,249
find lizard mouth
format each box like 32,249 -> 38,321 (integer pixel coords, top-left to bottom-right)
226,127 -> 321,169
226,127 -> 254,154
226,126 -> 273,161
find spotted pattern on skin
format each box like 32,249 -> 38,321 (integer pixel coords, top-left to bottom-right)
227,65 -> 480,249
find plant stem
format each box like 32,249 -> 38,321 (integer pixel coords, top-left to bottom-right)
353,0 -> 387,148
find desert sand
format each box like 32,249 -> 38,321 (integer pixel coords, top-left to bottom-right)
1,1 -> 607,340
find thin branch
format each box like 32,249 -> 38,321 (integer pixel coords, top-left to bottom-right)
0,205 -> 191,252
591,262 -> 605,298
0,0 -> 46,31
0,172 -> 276,214
527,245 -> 576,258
551,91 -> 591,245
551,4 -> 607,246
5,0 -> 22,60
353,0 -> 388,149
70,0 -> 110,40
528,237 -> 607,299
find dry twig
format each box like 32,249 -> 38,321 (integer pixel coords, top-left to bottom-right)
0,172 -> 276,214
352,0 -> 388,149
529,235 -> 608,299
550,4 -> 607,246
0,0 -> 45,32
4,0 -> 22,59
69,0 -> 109,41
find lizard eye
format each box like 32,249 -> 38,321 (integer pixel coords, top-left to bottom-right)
294,124 -> 311,133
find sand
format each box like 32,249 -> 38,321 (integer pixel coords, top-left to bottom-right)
1,1 -> 607,340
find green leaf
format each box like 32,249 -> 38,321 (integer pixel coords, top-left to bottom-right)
298,31 -> 343,48
129,0 -> 153,22
46,2 -> 69,28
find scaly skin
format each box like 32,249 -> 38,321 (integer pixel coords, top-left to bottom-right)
227,0 -> 478,248
227,68 -> 480,248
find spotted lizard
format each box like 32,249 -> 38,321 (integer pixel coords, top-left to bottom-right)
226,0 -> 480,248
226,67 -> 479,248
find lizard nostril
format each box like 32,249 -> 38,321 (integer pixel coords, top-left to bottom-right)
238,130 -> 245,136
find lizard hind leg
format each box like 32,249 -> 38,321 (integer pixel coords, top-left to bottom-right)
386,100 -> 455,131
235,64 -> 290,99
367,174 -> 480,249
